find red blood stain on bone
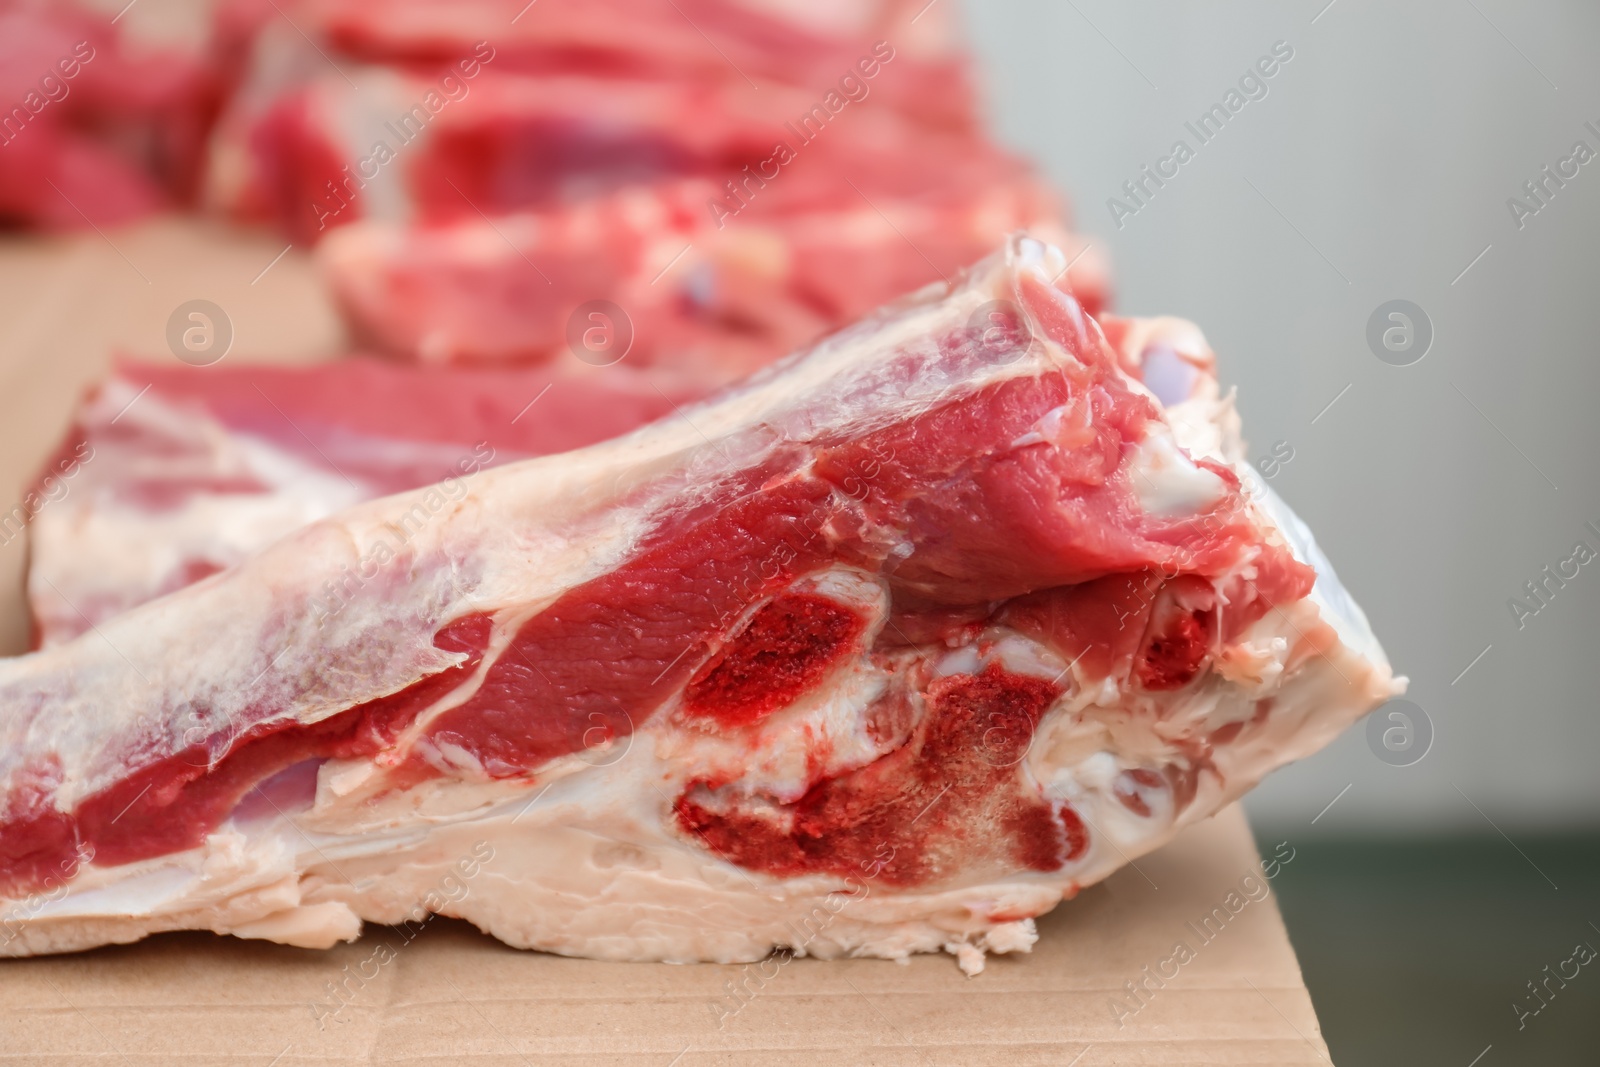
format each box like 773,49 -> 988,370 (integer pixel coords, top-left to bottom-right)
675,664 -> 1085,887
1166,760 -> 1201,815
1137,610 -> 1212,690
684,593 -> 865,728
1135,577 -> 1218,691
1113,768 -> 1164,818
1058,803 -> 1090,861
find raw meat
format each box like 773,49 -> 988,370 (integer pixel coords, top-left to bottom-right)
210,0 -> 982,239
207,0 -> 1108,370
219,0 -> 973,108
0,237 -> 1400,970
218,61 -> 988,241
25,357 -> 690,649
0,0 -> 222,229
289,0 -> 974,109
318,178 -> 1100,376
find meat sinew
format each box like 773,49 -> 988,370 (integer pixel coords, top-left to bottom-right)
0,237 -> 1400,970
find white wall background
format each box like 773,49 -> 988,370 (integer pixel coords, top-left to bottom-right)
962,0 -> 1600,833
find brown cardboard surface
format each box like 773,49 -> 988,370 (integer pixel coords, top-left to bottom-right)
0,221 -> 1332,1065
0,807 -> 1327,1066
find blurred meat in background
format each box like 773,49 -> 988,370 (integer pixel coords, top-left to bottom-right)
25,358 -> 691,648
209,0 -> 1113,382
0,0 -> 225,228
209,0 -> 1106,379
4,0 -> 1108,385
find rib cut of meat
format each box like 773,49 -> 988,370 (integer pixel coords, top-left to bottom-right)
0,237 -> 1400,969
24,357 -> 692,649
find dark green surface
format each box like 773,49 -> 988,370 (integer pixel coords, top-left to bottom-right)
1259,831 -> 1600,1067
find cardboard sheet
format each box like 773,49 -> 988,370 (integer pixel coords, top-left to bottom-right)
0,222 -> 1332,1065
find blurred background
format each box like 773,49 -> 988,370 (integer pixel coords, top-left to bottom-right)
1,0 -> 1596,1062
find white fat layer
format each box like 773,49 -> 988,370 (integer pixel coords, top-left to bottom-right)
1129,430 -> 1227,518
9,720 -> 1059,963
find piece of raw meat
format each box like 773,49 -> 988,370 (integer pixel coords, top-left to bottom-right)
211,0 -> 977,237
0,237 -> 1400,970
206,0 -> 1106,372
0,0 -> 223,229
318,177 -> 1103,375
22,292 -> 1138,651
24,357 -> 691,649
216,64 -> 988,242
27,284 -> 1131,653
219,0 -> 971,104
